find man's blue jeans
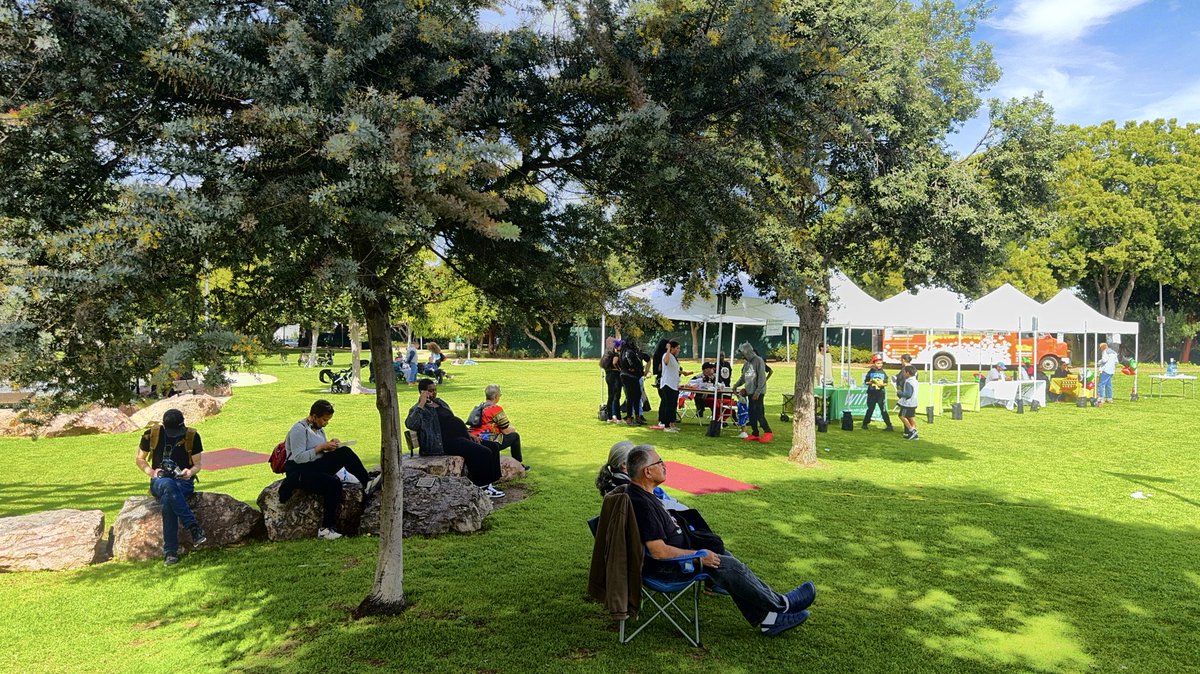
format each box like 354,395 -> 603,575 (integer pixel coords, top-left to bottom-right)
150,477 -> 198,555
1098,372 -> 1114,401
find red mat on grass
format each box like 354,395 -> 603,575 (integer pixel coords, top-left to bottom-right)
202,448 -> 269,471
662,461 -> 758,495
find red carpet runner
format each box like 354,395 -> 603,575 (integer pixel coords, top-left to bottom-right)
202,448 -> 269,471
662,461 -> 758,495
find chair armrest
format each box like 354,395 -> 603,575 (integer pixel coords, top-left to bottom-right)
657,549 -> 709,563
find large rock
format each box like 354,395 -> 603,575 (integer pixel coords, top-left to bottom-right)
130,395 -> 225,428
498,456 -> 526,483
257,480 -> 364,541
402,455 -> 465,477
111,492 -> 265,561
41,405 -> 139,438
360,468 -> 492,537
0,509 -> 106,572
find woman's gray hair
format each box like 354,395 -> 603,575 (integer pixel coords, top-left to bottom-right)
739,342 -> 755,358
596,440 -> 635,496
485,384 -> 501,401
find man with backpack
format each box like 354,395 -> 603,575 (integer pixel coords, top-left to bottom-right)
468,384 -> 527,469
134,409 -> 207,566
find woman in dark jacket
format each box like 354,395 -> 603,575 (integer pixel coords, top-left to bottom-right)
405,379 -> 504,498
618,338 -> 649,426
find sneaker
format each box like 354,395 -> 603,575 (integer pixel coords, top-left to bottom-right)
907,432 -> 919,441
521,464 -> 531,471
882,425 -> 894,432
902,429 -> 913,439
648,424 -> 666,430
784,581 -> 816,613
664,427 -> 680,433
364,474 -> 383,497
758,432 -> 773,443
483,484 -> 506,499
738,431 -> 750,439
744,434 -> 760,441
861,422 -> 869,430
761,609 -> 810,636
317,527 -> 343,540
163,553 -> 180,567
189,526 -> 208,547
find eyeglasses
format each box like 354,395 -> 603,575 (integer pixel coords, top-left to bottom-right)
647,459 -> 665,469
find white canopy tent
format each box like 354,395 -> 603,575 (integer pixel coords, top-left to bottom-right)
877,286 -> 969,331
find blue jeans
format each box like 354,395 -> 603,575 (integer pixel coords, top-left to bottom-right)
1099,372 -> 1114,401
150,477 -> 197,555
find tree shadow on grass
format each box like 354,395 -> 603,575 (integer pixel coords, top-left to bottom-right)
1103,470 -> 1200,509
0,480 -> 133,518
46,464 -> 1200,674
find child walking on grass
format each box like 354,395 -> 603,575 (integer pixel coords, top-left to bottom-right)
897,365 -> 920,440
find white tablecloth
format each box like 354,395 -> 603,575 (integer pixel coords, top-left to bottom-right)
980,380 -> 1046,410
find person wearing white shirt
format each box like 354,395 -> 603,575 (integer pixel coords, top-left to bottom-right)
1098,342 -> 1119,404
987,362 -> 1007,383
652,340 -> 692,432
897,365 -> 920,440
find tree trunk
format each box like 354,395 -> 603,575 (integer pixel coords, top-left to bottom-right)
787,299 -> 826,467
522,325 -> 554,357
1114,273 -> 1137,321
354,293 -> 407,618
349,316 -> 368,394
307,322 -> 320,367
1182,335 -> 1194,364
689,322 -> 700,359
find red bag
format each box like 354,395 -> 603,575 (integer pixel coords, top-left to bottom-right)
268,441 -> 287,473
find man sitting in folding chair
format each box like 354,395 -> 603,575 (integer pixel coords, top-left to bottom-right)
590,445 -> 816,642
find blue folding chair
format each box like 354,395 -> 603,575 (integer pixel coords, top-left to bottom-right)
588,510 -> 712,647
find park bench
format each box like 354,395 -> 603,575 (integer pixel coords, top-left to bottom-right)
172,379 -> 202,396
0,391 -> 33,408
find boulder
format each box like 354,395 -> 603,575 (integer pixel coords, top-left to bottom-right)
0,409 -> 51,438
0,509 -> 107,572
112,492 -> 265,562
41,405 -> 139,438
360,468 -> 492,537
130,395 -> 225,428
257,480 -> 364,541
402,455 -> 465,477
498,456 -> 526,483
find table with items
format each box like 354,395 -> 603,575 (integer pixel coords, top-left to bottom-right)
916,381 -> 982,415
979,379 -> 1046,410
678,384 -> 738,422
1148,374 -> 1197,399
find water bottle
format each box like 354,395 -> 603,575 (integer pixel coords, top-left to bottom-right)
1167,359 -> 1178,377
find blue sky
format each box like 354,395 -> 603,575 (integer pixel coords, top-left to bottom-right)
481,1 -> 1200,152
951,0 -> 1200,152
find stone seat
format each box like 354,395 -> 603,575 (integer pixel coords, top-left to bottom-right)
112,492 -> 265,562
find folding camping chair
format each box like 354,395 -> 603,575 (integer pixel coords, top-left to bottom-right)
588,490 -> 712,647
677,391 -> 698,422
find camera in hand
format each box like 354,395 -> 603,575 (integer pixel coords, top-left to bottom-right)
157,457 -> 182,479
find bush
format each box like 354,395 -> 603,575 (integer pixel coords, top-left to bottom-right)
559,350 -> 573,359
768,344 -> 874,363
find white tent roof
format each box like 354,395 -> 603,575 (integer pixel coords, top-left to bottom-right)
823,270 -> 887,328
877,286 -> 970,330
1038,290 -> 1140,335
961,283 -> 1045,332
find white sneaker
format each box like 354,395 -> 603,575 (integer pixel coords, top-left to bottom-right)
738,431 -> 749,439
648,424 -> 666,430
664,426 -> 680,433
317,527 -> 343,540
364,474 -> 383,497
483,484 -> 506,499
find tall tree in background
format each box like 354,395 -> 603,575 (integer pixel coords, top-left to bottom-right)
1052,119 -> 1200,320
558,0 -> 1064,465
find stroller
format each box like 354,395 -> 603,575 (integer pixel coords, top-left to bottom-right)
319,368 -> 352,394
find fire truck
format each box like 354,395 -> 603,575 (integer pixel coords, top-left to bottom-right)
881,329 -> 1070,371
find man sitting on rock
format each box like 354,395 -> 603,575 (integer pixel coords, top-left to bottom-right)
135,409 -> 207,567
621,445 -> 817,636
468,384 -> 527,470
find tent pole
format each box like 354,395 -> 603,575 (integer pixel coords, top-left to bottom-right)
731,323 -> 738,362
701,321 -> 708,364
785,327 -> 791,363
956,327 -> 962,404
822,325 -> 829,422
600,314 -> 606,358
1133,332 -> 1140,399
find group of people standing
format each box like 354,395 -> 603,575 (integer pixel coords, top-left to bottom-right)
599,337 -> 775,441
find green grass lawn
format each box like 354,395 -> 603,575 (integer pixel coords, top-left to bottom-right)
2,355 -> 1198,673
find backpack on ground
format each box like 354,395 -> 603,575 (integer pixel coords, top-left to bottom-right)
466,401 -> 493,428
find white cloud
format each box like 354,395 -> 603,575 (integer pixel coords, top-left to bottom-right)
1136,79 -> 1200,121
994,0 -> 1150,42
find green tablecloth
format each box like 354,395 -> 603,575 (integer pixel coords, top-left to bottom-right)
916,381 -> 981,415
815,386 -> 875,419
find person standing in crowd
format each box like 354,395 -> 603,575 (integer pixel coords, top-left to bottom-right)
404,342 -> 419,385
814,342 -> 834,388
893,353 -> 913,401
1098,342 -> 1118,404
280,399 -> 382,540
601,337 -> 624,423
652,340 -> 692,432
897,365 -> 920,440
733,342 -> 772,442
406,379 -> 505,498
135,409 -> 207,566
619,337 -> 649,426
862,354 -> 893,431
